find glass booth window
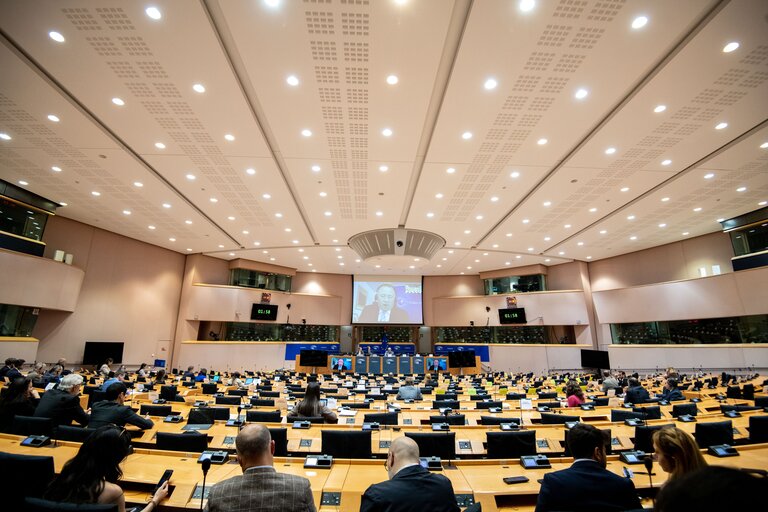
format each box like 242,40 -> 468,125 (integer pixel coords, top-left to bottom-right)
229,268 -> 292,292
0,304 -> 39,337
730,222 -> 768,257
484,274 -> 546,295
0,198 -> 49,241
611,315 -> 768,344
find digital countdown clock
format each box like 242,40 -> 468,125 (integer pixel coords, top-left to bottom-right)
498,307 -> 527,324
251,303 -> 279,321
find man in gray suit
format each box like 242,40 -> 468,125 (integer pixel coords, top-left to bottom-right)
205,424 -> 316,512
396,377 -> 422,401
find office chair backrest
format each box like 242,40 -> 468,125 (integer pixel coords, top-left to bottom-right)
299,416 -> 326,424
594,397 -> 610,406
405,432 -> 456,460
322,430 -> 372,458
159,385 -> 178,401
432,400 -> 460,410
260,391 -> 281,397
245,410 -> 282,423
140,404 -> 173,416
24,497 -> 118,511
207,407 -> 231,420
540,412 -> 579,425
440,393 -> 458,401
671,403 -> 698,417
341,402 -> 370,409
54,425 -> 92,442
610,409 -> 645,422
694,420 -> 734,448
155,431 -> 208,452
0,452 -> 54,507
429,414 -> 466,425
475,401 -> 503,410
633,424 -> 674,453
486,431 -> 536,459
755,396 -> 768,408
215,395 -> 241,406
633,406 -> 661,420
250,398 -> 275,407
201,383 -> 218,395
268,427 -> 289,456
227,389 -> 248,397
187,408 -> 215,425
748,415 -> 768,444
363,412 -> 398,425
537,392 -> 558,399
726,386 -> 742,399
87,391 -> 108,409
11,415 -> 54,437
479,416 -> 520,426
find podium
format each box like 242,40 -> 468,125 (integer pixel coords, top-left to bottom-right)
412,357 -> 425,374
383,357 -> 397,373
354,356 -> 368,374
368,356 -> 381,374
398,356 -> 412,373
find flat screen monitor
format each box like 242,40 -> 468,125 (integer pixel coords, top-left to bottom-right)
251,303 -> 279,321
299,349 -> 328,367
426,358 -> 447,371
330,356 -> 352,371
499,307 -> 527,324
83,341 -> 124,365
352,275 -> 423,324
580,349 -> 610,370
448,350 -> 476,368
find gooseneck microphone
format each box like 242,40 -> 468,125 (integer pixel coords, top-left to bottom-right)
643,455 -> 655,506
200,458 -> 212,511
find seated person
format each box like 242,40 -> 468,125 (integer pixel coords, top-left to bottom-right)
229,371 -> 246,388
535,423 -> 641,512
658,378 -> 684,401
99,358 -> 113,378
26,362 -> 47,385
287,382 -> 337,424
88,382 -> 154,430
34,373 -> 89,427
655,466 -> 768,511
0,377 -> 38,432
623,377 -> 650,404
44,426 -> 168,511
653,427 -> 707,484
601,371 -> 620,394
153,369 -> 167,385
384,347 -> 395,357
396,376 -> 423,401
565,382 -> 585,407
183,365 -> 196,380
137,363 -> 149,378
360,436 -> 459,512
195,368 -> 208,382
101,370 -> 126,391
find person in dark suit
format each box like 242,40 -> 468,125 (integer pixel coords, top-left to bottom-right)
205,424 -> 316,512
88,382 -> 154,430
535,423 -> 641,512
360,436 -> 459,512
335,358 -> 346,371
658,378 -> 685,401
623,378 -> 650,404
430,359 -> 442,372
357,284 -> 411,323
34,373 -> 89,427
0,377 -> 38,432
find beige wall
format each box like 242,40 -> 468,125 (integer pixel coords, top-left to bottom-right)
608,345 -> 768,372
547,262 -> 584,291
176,342 -> 289,372
488,344 -> 592,373
32,216 -> 185,365
0,248 -> 84,312
422,275 -> 484,325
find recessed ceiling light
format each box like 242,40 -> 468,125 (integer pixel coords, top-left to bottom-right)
209,197 -> 218,203
319,192 -> 327,197
516,255 -> 522,259
543,201 -> 551,207
661,197 -> 670,202
286,75 -> 299,86
558,251 -> 565,256
736,186 -> 747,192
379,165 -> 389,172
0,133 -> 11,140
186,173 -> 196,180
658,223 -> 667,228
522,219 -> 530,224
155,142 -> 166,149
528,247 -> 534,251
448,250 -> 454,254
145,6 -> 162,20
47,114 -> 60,123
186,248 -> 193,252
148,225 -> 156,230
462,131 -> 473,140
454,241 -> 461,246
589,207 -> 597,212
301,129 -> 312,137
123,210 -> 131,215
292,240 -> 299,244
631,16 -> 648,29
376,211 -> 383,217
311,165 -> 321,172
630,236 -> 637,240
446,167 -> 456,174
162,203 -> 171,208
716,218 -> 725,222
475,215 -> 483,220
654,105 -> 667,113
586,256 -> 592,260
519,0 -> 536,12
704,173 -> 715,179
228,216 -> 235,221
192,83 -> 206,93
262,193 -> 271,199
544,258 -> 551,262
577,242 -> 584,246
169,237 -> 176,242
426,212 -> 434,218
693,207 -> 702,212
681,232 -> 690,236
185,220 -> 193,225
620,187 -> 630,192
627,215 -> 635,220
715,122 -> 728,130
133,181 -> 143,187
437,264 -> 442,268
229,252 -> 236,257
599,230 -> 607,234
605,147 -> 616,155
51,166 -> 62,172
491,196 -> 499,202
264,0 -> 281,8
49,31 -> 65,43
510,171 -> 520,178
218,245 -> 225,249
324,211 -> 332,217
544,236 -> 551,241
275,213 -> 283,218
382,128 -> 393,137
661,159 -> 672,166
435,193 -> 443,199
224,134 -> 235,141
537,138 -> 548,145
91,191 -> 100,196
474,259 -> 480,263
484,78 -> 498,90
386,74 -> 399,85
574,88 -> 589,100
60,202 -> 68,207
253,241 -> 260,246
112,97 -> 125,106
760,142 -> 768,149
722,41 -> 739,53
466,266 -> 472,270
285,228 -> 291,232
564,224 -> 572,229
758,201 -> 767,206
270,257 -> 276,261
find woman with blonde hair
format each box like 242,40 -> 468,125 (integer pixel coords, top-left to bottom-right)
652,427 -> 707,482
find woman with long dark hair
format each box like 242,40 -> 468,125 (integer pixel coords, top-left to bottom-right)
0,377 -> 37,432
44,426 -> 168,511
287,382 -> 337,423
565,381 -> 585,407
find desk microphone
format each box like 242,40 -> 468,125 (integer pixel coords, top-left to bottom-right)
200,458 -> 211,511
643,455 -> 655,506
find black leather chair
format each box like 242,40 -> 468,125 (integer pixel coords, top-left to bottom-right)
156,432 -> 208,452
87,391 -> 108,409
755,396 -> 768,408
363,412 -> 398,425
633,405 -> 662,420
292,416 -> 325,424
633,424 -> 674,453
0,452 -> 54,509
245,410 -> 282,423
432,400 -> 460,410
611,409 -> 646,422
11,416 -> 54,437
201,383 -> 219,395
215,395 -> 241,406
140,404 -> 173,416
748,415 -> 768,444
207,407 -> 232,420
440,393 -> 458,401
540,412 -> 579,425
742,384 -> 755,400
726,386 -> 742,399
268,427 -> 289,456
671,403 -> 698,417
160,385 -> 180,401
260,391 -> 281,398
538,392 -> 558,400
479,416 -> 521,426
24,498 -> 117,511
250,398 -> 276,407
506,392 -> 526,400
594,397 -> 610,406
695,420 -> 734,448
54,425 -> 92,442
429,414 -> 466,425
486,431 -> 536,459
227,389 -> 248,397
341,402 -> 370,409
475,401 -> 503,410
322,430 -> 372,458
187,408 -> 216,425
405,432 -> 456,460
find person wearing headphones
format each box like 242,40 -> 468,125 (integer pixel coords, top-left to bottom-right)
357,284 -> 411,323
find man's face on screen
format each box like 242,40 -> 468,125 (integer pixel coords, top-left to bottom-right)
376,287 -> 396,311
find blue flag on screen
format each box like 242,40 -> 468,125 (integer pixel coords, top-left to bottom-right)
380,332 -> 389,354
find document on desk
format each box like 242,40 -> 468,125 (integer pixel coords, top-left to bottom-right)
338,409 -> 357,417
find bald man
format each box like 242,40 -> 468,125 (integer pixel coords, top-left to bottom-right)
360,437 -> 459,512
205,425 -> 316,512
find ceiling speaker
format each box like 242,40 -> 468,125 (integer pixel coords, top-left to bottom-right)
348,229 -> 445,269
